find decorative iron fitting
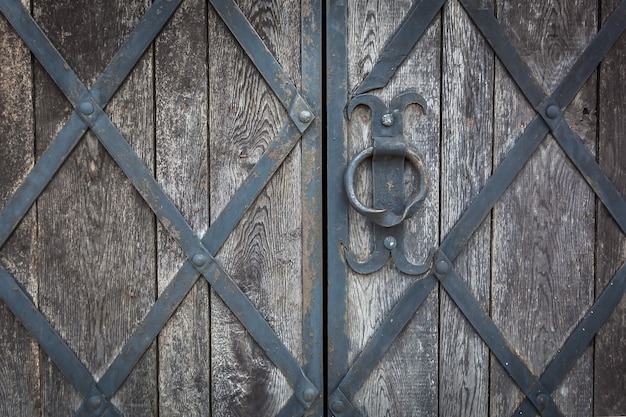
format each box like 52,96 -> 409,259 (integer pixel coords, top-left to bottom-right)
343,91 -> 432,275
328,388 -> 358,417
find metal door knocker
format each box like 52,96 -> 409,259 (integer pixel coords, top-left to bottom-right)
343,90 -> 432,275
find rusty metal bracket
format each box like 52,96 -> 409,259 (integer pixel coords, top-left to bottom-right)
343,91 -> 432,275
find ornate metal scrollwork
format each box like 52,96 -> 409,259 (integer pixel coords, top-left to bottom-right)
343,90 -> 432,275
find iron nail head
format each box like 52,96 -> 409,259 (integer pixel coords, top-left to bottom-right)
79,101 -> 94,115
87,396 -> 102,409
546,105 -> 559,119
191,253 -> 207,267
302,388 -> 317,402
381,113 -> 394,127
298,110 -> 313,123
384,236 -> 397,250
536,393 -> 549,409
436,260 -> 450,274
331,400 -> 346,413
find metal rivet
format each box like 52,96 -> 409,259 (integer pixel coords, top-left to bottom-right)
381,113 -> 394,127
435,260 -> 449,274
191,253 -> 207,267
546,105 -> 559,119
78,101 -> 94,115
302,388 -> 317,402
87,396 -> 102,409
384,236 -> 397,250
331,400 -> 346,413
298,110 -> 313,123
536,393 -> 549,410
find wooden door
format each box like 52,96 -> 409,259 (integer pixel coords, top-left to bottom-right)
327,0 -> 626,416
0,0 -> 322,416
2,1 -> 626,416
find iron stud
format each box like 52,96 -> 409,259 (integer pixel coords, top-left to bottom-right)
78,101 -> 94,115
331,400 -> 346,413
536,393 -> 549,410
546,105 -> 559,119
381,113 -> 394,127
384,236 -> 397,250
191,253 -> 207,267
298,109 -> 313,123
302,388 -> 317,402
87,396 -> 102,409
436,260 -> 450,274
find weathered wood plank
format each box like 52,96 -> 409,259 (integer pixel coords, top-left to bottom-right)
208,1 -> 303,414
0,2 -> 39,415
345,1 -> 440,415
32,1 -> 157,414
491,1 -> 597,415
595,0 -> 626,414
439,1 -> 494,416
155,1 -> 210,416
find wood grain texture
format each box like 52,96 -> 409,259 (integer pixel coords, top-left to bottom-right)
595,0 -> 626,414
208,1 -> 303,414
439,1 -> 493,416
155,0 -> 210,415
491,1 -> 597,415
32,1 -> 157,415
0,2 -> 40,415
345,1 -> 440,415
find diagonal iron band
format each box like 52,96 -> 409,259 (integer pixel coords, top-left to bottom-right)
433,252 -> 563,417
78,42 -> 323,417
354,0 -> 447,95
329,1 -> 626,414
73,120 -> 307,417
460,0 -> 626,235
0,0 -> 183,250
457,1 -> 626,416
328,275 -> 438,417
513,263 -> 626,416
210,0 -> 315,133
1,0 -> 320,412
0,267 -> 123,417
0,1 -> 184,416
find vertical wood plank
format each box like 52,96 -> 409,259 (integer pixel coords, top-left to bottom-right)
345,1 -> 440,415
32,1 -> 157,415
440,1 -> 494,416
208,1 -> 303,414
0,2 -> 39,415
155,1 -> 210,416
491,1 -> 597,415
595,0 -> 626,414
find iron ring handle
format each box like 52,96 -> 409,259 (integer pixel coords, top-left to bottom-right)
344,146 -> 429,227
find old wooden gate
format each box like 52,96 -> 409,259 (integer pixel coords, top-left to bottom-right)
1,0 -> 625,416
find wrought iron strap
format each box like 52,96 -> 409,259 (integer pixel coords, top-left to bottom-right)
0,0 -> 322,415
0,114 -> 87,248
328,275 -> 438,417
75,120 -> 309,417
0,1 -> 185,416
210,0 -> 315,133
513,263 -> 626,416
354,0 -> 446,95
0,268 -> 123,417
329,0 -> 626,415
459,0 -> 626,235
433,252 -> 562,417
0,0 -> 182,249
